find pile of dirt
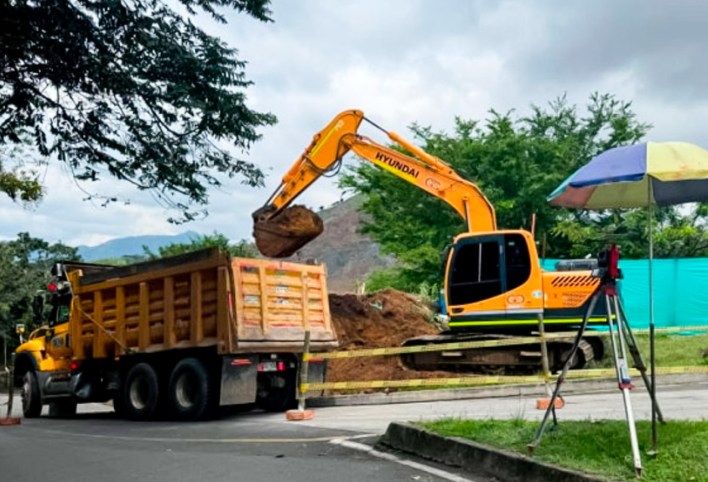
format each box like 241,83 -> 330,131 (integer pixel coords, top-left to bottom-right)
253,205 -> 324,258
327,289 -> 454,387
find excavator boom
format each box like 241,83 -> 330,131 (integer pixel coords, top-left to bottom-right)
253,109 -> 496,257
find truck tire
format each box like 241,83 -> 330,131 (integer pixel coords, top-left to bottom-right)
167,358 -> 217,421
49,400 -> 77,418
123,363 -> 161,421
256,373 -> 297,412
21,371 -> 42,418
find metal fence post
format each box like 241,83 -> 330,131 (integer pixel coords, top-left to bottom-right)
298,330 -> 311,412
6,364 -> 14,418
1,362 -> 21,424
537,314 -> 552,397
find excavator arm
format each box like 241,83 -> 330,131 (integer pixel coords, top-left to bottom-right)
253,109 -> 497,258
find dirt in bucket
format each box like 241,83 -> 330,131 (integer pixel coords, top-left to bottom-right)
253,205 -> 324,258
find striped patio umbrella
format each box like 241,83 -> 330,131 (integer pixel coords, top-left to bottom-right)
548,140 -> 708,455
548,141 -> 708,208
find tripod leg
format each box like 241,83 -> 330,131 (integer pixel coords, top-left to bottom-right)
537,313 -> 553,398
606,294 -> 642,476
528,292 -> 600,454
616,297 -> 664,423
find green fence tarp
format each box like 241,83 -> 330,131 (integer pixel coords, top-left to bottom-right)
541,258 -> 708,329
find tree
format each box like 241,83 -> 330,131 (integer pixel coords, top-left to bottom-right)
1,0 -> 276,221
0,233 -> 79,353
342,93 -> 673,291
143,231 -> 259,258
552,204 -> 708,259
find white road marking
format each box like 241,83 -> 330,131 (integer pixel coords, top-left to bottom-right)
35,428 -> 370,444
330,438 -> 479,482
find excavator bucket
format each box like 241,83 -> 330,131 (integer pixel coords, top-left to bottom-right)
252,205 -> 324,258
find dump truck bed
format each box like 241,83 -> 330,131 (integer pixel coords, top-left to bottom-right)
68,249 -> 337,361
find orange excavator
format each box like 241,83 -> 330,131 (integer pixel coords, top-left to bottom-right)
253,109 -> 606,372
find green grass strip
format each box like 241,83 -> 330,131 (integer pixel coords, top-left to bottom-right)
422,418 -> 708,481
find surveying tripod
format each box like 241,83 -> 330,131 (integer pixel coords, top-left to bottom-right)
528,245 -> 663,477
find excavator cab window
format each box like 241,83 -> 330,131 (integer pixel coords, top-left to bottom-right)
448,236 -> 503,305
504,233 -> 532,291
448,233 -> 532,306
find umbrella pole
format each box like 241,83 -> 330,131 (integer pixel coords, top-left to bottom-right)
648,183 -> 658,456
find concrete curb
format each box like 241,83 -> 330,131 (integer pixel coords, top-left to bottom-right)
378,422 -> 605,482
307,373 -> 705,407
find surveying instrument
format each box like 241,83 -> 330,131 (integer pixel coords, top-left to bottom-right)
528,245 -> 663,477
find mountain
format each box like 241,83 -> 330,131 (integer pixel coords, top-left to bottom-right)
285,196 -> 396,293
77,231 -> 200,261
76,197 -> 395,292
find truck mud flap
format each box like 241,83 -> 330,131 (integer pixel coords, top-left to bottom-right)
304,359 -> 327,396
70,372 -> 92,400
220,355 -> 258,406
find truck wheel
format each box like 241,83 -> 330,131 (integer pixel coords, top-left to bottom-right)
256,373 -> 297,412
21,371 -> 42,418
168,358 -> 217,421
49,400 -> 77,418
123,363 -> 161,421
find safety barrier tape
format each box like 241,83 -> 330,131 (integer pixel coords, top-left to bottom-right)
301,365 -> 708,391
560,365 -> 708,379
305,325 -> 708,362
304,331 -> 585,361
637,325 -> 708,334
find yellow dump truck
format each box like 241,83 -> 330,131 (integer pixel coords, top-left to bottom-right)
13,248 -> 337,420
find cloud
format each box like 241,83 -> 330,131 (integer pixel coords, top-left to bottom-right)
2,0 -> 708,247
507,1 -> 708,100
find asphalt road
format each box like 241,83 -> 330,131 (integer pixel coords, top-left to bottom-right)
1,381 -> 706,482
300,380 -> 708,433
0,405 -> 478,482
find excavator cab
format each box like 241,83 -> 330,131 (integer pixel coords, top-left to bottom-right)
443,230 -> 544,332
447,232 -> 532,306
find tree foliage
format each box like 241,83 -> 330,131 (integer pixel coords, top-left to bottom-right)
551,205 -> 708,259
343,94 -> 706,292
143,231 -> 259,258
0,233 -> 79,353
1,0 -> 275,221
0,138 -> 43,202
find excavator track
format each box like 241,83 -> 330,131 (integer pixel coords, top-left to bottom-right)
400,332 -> 605,374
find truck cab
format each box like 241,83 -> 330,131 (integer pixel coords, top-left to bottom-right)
14,264 -> 83,417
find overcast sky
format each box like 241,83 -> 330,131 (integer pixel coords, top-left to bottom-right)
2,0 -> 707,247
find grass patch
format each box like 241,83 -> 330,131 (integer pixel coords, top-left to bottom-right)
422,418 -> 708,481
593,333 -> 708,369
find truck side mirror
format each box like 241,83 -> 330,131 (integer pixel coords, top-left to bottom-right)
32,292 -> 45,324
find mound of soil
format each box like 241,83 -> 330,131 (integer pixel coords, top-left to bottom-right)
254,205 -> 324,258
327,289 -> 454,387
